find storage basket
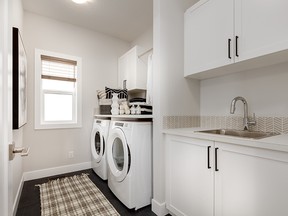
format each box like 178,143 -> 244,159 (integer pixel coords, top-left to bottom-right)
99,105 -> 111,115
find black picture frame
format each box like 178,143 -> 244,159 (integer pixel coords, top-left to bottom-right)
12,27 -> 27,129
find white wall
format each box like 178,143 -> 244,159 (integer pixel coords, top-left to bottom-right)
23,12 -> 129,173
154,2 -> 200,116
131,26 -> 153,54
200,62 -> 288,117
152,0 -> 200,215
184,0 -> 200,10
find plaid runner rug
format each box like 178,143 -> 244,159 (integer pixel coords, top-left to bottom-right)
37,174 -> 119,216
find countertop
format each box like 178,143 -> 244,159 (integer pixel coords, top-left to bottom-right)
163,127 -> 288,152
94,114 -> 153,120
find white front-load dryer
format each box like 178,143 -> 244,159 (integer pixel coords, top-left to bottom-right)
107,120 -> 152,210
91,118 -> 110,180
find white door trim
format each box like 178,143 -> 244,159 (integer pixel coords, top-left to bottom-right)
0,0 -> 10,215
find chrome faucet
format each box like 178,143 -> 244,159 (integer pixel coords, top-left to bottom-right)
230,96 -> 256,130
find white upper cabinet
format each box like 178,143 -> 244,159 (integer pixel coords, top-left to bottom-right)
185,0 -> 288,79
118,46 -> 147,91
184,0 -> 234,77
235,0 -> 288,62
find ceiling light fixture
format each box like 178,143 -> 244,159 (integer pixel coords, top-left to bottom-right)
72,0 -> 88,4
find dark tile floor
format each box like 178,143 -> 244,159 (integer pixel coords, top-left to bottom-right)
16,169 -> 157,216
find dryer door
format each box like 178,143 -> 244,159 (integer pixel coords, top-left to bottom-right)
107,128 -> 130,182
91,124 -> 104,163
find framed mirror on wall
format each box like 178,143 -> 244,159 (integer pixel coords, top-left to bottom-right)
12,27 -> 27,129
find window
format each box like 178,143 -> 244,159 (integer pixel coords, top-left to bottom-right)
35,49 -> 82,129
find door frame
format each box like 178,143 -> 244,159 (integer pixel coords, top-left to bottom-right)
0,0 -> 10,215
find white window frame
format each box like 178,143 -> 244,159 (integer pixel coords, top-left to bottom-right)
35,49 -> 82,129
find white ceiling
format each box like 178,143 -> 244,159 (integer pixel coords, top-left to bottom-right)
184,0 -> 199,10
22,0 -> 153,42
22,0 -> 199,42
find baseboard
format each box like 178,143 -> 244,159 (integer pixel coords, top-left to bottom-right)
152,199 -> 169,216
12,174 -> 24,216
23,162 -> 92,181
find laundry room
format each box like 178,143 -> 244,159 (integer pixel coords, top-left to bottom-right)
6,0 -> 157,215
2,0 -> 288,216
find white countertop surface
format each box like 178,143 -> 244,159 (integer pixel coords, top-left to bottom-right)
163,127 -> 288,152
94,114 -> 153,119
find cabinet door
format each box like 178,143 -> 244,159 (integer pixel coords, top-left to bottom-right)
118,46 -> 146,90
235,0 -> 288,62
118,54 -> 128,88
118,49 -> 136,89
215,142 -> 288,216
184,0 -> 234,77
165,135 -> 214,216
125,49 -> 137,90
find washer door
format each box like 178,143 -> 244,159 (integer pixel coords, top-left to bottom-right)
107,128 -> 130,182
91,124 -> 105,163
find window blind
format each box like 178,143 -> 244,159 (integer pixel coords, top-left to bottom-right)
41,55 -> 77,82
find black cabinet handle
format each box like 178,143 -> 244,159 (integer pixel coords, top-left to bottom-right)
207,146 -> 211,169
235,36 -> 239,57
228,38 -> 231,59
215,147 -> 219,171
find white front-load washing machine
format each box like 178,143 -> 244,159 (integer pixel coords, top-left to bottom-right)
107,120 -> 152,210
91,118 -> 110,180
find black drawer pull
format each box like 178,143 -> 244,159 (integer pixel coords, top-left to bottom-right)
215,147 -> 219,171
207,146 -> 211,169
235,36 -> 239,57
228,38 -> 231,59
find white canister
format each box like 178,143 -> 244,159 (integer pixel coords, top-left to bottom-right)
136,105 -> 141,115
130,105 -> 136,115
111,93 -> 119,115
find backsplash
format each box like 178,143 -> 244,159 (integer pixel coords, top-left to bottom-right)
163,116 -> 200,129
163,115 -> 288,134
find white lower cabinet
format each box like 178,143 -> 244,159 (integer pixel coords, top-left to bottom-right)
165,135 -> 288,216
215,142 -> 288,216
165,135 -> 214,216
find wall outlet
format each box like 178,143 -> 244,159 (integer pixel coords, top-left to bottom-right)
68,151 -> 74,159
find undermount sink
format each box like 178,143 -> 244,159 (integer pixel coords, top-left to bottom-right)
196,129 -> 280,139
